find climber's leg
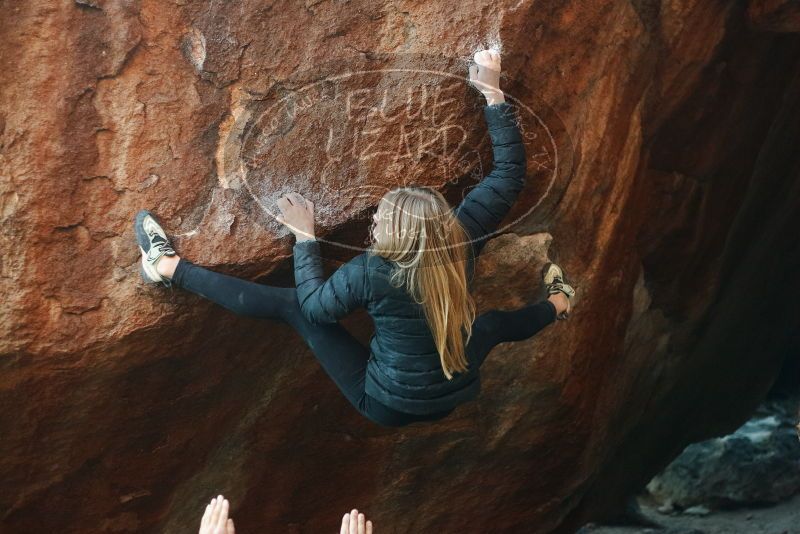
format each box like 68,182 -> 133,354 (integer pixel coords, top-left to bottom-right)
466,300 -> 558,370
279,308 -> 453,426
280,305 -> 453,426
171,258 -> 299,321
170,261 -> 367,400
170,259 -> 449,426
170,260 -> 368,410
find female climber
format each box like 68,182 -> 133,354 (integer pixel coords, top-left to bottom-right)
134,49 -> 575,427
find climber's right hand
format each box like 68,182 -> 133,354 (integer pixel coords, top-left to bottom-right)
468,49 -> 504,106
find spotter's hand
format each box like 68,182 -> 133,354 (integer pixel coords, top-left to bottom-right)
468,49 -> 504,105
276,192 -> 316,242
199,495 -> 235,534
340,509 -> 374,534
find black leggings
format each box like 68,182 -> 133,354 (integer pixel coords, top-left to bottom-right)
172,259 -> 557,427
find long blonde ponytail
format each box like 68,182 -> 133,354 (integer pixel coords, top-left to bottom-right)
371,187 -> 476,379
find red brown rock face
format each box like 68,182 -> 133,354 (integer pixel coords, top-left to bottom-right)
1,1 -> 798,533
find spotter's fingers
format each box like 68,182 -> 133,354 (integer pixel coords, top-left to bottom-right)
216,499 -> 229,527
208,497 -> 221,527
201,503 -> 212,528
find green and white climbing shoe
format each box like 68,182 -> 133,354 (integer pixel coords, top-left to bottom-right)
134,210 -> 176,287
542,262 -> 575,320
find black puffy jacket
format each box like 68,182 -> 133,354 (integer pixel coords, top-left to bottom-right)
293,102 -> 526,414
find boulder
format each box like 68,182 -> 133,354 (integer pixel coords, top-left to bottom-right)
647,397 -> 800,510
1,1 -> 799,533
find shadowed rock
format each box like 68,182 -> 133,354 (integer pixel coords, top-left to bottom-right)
0,1 -> 798,533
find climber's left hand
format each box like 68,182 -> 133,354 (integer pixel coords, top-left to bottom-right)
277,192 -> 316,242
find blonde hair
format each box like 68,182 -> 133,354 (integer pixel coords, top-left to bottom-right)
370,187 -> 476,380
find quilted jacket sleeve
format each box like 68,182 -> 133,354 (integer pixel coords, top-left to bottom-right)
293,240 -> 369,324
455,102 -> 527,257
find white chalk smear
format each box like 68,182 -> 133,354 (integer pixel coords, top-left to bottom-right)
172,187 -> 217,238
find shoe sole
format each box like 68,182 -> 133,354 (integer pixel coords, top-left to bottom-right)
134,209 -> 156,254
541,262 -> 571,287
139,247 -> 163,284
134,210 -> 171,286
541,262 -> 575,320
139,262 -> 158,285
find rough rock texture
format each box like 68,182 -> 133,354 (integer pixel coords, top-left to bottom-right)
748,0 -> 800,32
1,1 -> 799,533
646,397 -> 800,510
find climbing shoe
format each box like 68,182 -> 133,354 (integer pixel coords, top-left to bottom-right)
134,209 -> 176,287
542,262 -> 575,320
